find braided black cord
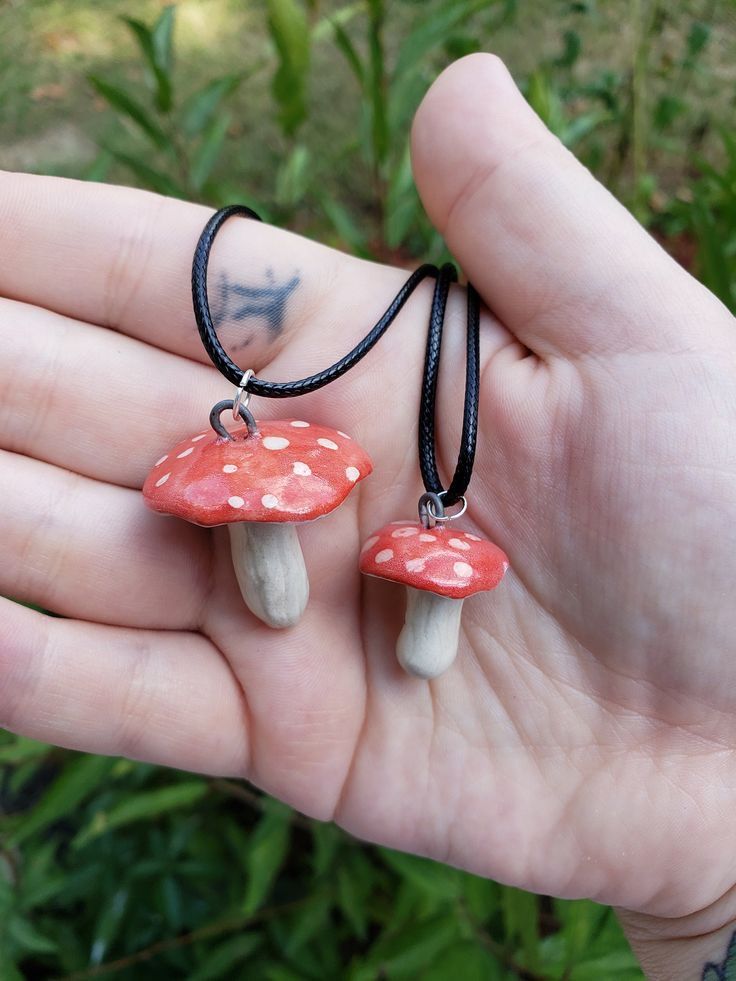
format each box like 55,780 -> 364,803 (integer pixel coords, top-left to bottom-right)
418,266 -> 481,509
191,204 -> 439,398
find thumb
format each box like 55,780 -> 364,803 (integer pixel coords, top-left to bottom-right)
411,54 -> 723,359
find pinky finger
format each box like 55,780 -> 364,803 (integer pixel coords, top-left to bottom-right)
0,601 -> 250,776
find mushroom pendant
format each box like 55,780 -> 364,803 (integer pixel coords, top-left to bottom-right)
144,400 -> 371,628
360,493 -> 508,679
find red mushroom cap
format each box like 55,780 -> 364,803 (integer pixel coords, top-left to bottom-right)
144,419 -> 372,526
360,520 -> 508,599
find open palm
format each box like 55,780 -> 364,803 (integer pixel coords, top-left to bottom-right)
2,56 -> 736,933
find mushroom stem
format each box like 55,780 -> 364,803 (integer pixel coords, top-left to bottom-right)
229,523 -> 309,629
396,587 -> 464,680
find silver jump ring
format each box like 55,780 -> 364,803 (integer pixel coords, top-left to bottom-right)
432,493 -> 468,523
232,369 -> 255,420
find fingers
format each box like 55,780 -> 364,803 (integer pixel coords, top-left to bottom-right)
0,297 -> 223,487
0,449 -> 211,629
0,171 -> 410,373
411,54 -> 731,358
0,601 -> 249,775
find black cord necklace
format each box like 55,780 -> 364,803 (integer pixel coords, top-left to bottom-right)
192,204 -> 439,399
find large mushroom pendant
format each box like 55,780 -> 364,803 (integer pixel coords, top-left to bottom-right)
360,497 -> 508,679
144,401 -> 371,628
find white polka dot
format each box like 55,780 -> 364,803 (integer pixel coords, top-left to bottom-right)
361,535 -> 379,553
192,433 -> 208,442
449,538 -> 470,551
375,549 -> 394,564
290,420 -> 310,428
390,520 -> 411,525
317,438 -> 338,450
155,472 -> 170,487
223,464 -> 238,474
419,533 -> 435,543
392,527 -> 418,538
345,466 -> 360,482
177,447 -> 194,459
406,558 -> 426,573
465,533 -> 481,542
453,561 -> 473,578
263,436 -> 290,450
293,461 -> 312,476
503,561 -> 509,573
261,494 -> 279,509
154,455 -> 168,467
337,431 -> 351,439
228,496 -> 245,508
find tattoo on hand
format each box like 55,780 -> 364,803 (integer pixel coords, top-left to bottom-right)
703,931 -> 736,979
213,269 -> 300,348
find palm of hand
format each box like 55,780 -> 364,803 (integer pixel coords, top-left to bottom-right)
2,56 -> 736,925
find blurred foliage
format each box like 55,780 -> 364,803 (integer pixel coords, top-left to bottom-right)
0,0 -> 734,977
0,732 -> 642,979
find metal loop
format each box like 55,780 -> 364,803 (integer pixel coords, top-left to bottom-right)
433,492 -> 468,523
210,399 -> 259,441
418,492 -> 445,529
232,368 -> 255,420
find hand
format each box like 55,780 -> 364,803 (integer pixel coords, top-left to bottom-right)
1,54 -> 735,964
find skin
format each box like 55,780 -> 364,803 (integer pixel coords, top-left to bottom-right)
0,55 -> 735,976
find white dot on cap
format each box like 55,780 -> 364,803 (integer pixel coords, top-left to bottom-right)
192,433 -> 208,442
155,472 -> 170,487
228,496 -> 245,508
293,461 -> 311,476
465,533 -> 481,541
392,527 -> 418,538
449,538 -> 470,551
263,436 -> 290,450
154,455 -> 168,467
375,549 -> 394,564
261,494 -> 279,509
361,535 -> 379,553
223,464 -> 238,474
290,420 -> 310,428
453,561 -> 473,578
317,438 -> 338,450
406,558 -> 426,573
419,533 -> 435,543
177,447 -> 194,459
345,466 -> 360,482
337,430 -> 351,439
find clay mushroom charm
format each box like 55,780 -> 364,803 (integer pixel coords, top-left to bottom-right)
360,501 -> 508,679
144,401 -> 371,628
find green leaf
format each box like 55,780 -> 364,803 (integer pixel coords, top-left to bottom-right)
366,914 -> 462,976
88,75 -> 171,151
282,892 -> 332,957
393,0 -> 488,79
88,888 -> 128,967
275,144 -> 312,209
72,779 -> 208,848
0,736 -> 49,764
501,886 -> 540,970
8,915 -> 58,956
182,74 -> 243,136
121,15 -> 173,113
310,820 -> 342,876
330,19 -> 364,86
10,753 -> 117,846
189,933 -> 262,981
190,112 -> 231,191
152,6 -> 176,80
385,145 -> 421,249
378,848 -> 462,900
336,853 -> 374,940
320,194 -> 369,257
107,148 -> 186,197
242,800 -> 292,915
267,0 -> 311,136
421,941 -> 502,981
691,194 -> 735,309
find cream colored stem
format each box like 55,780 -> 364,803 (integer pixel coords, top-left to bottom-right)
396,588 -> 463,679
229,522 -> 309,629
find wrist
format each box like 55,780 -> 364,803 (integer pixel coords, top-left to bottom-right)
618,886 -> 736,980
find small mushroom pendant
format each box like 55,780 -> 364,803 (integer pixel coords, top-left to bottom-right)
144,400 -> 372,629
360,494 -> 508,679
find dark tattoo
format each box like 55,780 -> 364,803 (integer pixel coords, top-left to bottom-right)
703,931 -> 736,979
212,269 -> 300,348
